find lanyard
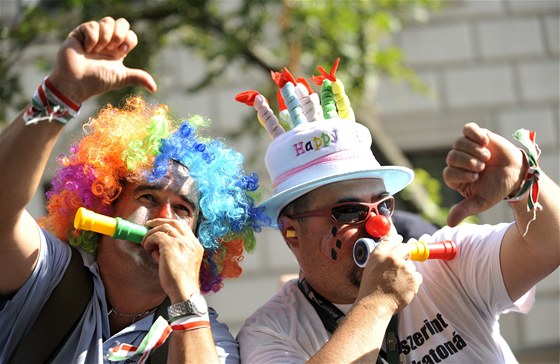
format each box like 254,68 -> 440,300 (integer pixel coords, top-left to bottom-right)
298,277 -> 401,364
297,276 -> 345,333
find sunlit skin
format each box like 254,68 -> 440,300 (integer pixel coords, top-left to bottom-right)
280,178 -> 397,304
106,165 -> 198,271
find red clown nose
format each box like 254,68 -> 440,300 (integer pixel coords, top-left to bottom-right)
366,215 -> 391,238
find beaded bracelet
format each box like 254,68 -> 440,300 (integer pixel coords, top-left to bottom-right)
23,77 -> 81,126
504,129 -> 542,236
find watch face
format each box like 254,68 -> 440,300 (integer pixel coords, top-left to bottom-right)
190,293 -> 208,315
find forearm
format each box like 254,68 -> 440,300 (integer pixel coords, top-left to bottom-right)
0,110 -> 63,223
0,110 -> 64,294
502,171 -> 560,301
163,261 -> 222,364
510,171 -> 560,265
168,329 -> 221,364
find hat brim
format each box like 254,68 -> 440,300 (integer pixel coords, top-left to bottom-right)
258,166 -> 414,228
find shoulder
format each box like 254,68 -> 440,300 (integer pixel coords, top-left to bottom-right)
237,280 -> 327,363
239,280 -> 313,335
208,307 -> 237,342
207,308 -> 240,363
0,228 -> 73,361
41,227 -> 73,264
242,280 -> 301,319
431,223 -> 511,251
416,223 -> 516,314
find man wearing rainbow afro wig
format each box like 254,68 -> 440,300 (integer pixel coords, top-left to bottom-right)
0,17 -> 260,364
44,96 -> 261,294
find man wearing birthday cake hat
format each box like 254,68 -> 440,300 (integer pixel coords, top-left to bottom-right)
236,59 -> 559,363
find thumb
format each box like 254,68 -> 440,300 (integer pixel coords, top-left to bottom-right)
123,68 -> 157,93
447,197 -> 483,227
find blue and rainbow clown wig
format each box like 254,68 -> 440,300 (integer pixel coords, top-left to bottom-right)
42,96 -> 263,293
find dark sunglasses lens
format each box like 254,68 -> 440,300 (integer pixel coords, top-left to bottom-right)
331,204 -> 369,223
378,198 -> 394,217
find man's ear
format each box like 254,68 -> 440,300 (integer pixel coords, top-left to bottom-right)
278,216 -> 299,249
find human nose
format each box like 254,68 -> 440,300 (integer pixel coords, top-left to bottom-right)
154,202 -> 174,219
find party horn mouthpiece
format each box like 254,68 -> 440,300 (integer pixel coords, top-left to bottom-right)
353,238 -> 457,268
74,207 -> 148,244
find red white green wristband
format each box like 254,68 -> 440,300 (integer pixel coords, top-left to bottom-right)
504,129 -> 542,236
107,313 -> 210,363
23,77 -> 81,125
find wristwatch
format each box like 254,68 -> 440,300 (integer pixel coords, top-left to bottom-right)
167,292 -> 208,321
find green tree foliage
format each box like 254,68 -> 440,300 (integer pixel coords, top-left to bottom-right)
1,0 -> 441,120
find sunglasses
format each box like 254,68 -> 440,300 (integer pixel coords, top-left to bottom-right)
288,195 -> 395,224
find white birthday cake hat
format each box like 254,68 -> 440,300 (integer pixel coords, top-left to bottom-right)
236,58 -> 413,227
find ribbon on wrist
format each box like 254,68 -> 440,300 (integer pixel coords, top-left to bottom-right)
107,313 -> 211,363
23,77 -> 81,125
504,128 -> 542,236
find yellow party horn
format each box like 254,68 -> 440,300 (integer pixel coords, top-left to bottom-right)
74,207 -> 148,244
353,238 -> 457,268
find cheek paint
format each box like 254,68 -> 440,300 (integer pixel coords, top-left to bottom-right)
320,225 -> 345,262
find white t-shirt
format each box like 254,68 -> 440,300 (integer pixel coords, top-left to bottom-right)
0,224 -> 239,364
237,223 -> 535,363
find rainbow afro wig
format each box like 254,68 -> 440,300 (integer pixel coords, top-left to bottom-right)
43,96 -> 263,293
